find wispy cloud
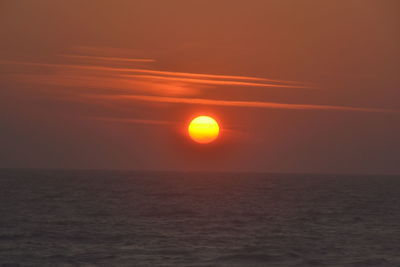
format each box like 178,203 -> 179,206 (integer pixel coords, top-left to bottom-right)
1,61 -> 309,89
89,94 -> 399,113
5,52 -> 395,115
10,72 -> 201,96
1,58 -> 311,100
120,74 -> 308,88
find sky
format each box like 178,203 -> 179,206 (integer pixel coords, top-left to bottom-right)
0,0 -> 399,174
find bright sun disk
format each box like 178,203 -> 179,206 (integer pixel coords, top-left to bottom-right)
188,115 -> 220,144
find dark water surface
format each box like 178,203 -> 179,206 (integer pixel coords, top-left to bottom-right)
0,169 -> 399,266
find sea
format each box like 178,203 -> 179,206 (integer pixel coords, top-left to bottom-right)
0,169 -> 399,266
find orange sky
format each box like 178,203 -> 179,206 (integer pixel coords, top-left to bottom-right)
0,0 -> 399,174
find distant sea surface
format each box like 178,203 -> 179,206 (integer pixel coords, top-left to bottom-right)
0,169 -> 399,266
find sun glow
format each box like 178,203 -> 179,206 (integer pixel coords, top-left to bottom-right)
188,116 -> 220,144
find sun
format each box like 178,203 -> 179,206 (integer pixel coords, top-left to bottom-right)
188,115 -> 220,144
